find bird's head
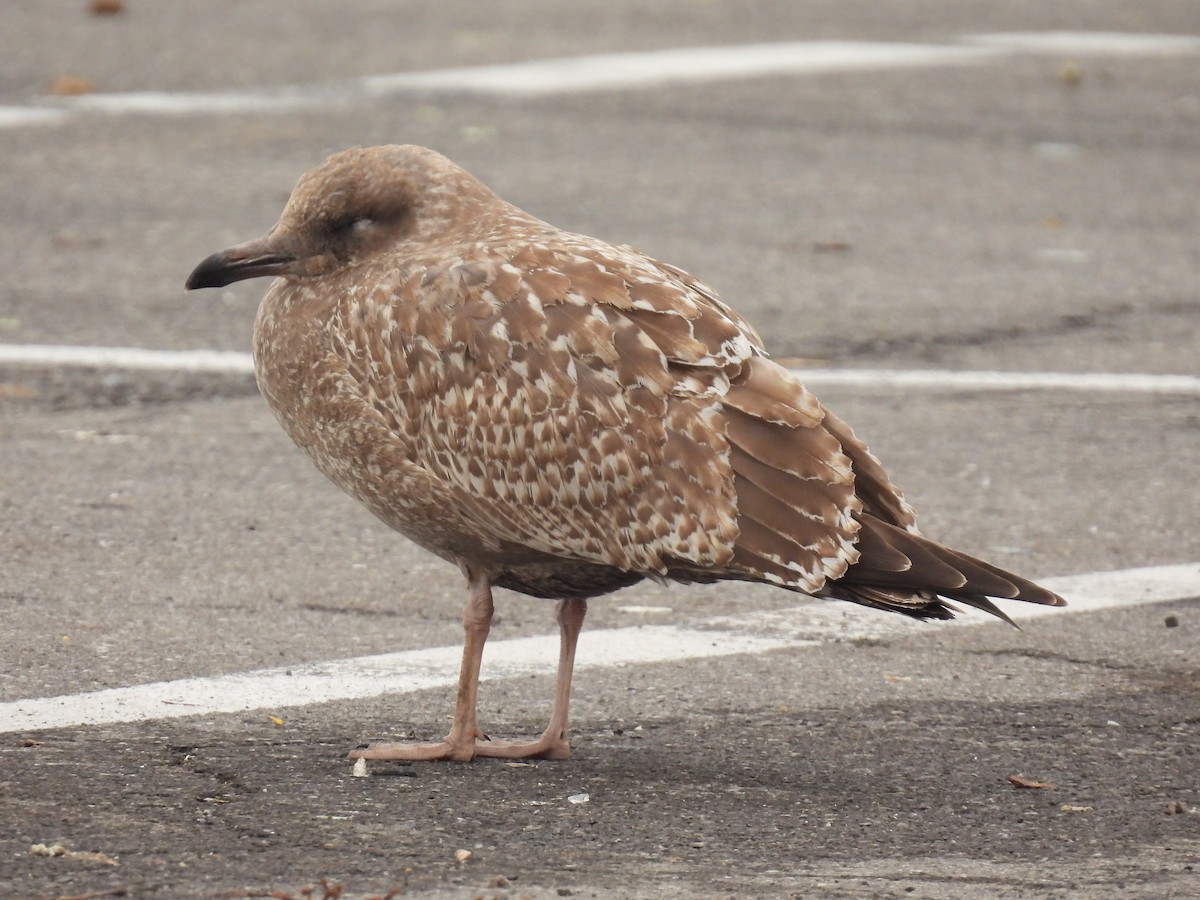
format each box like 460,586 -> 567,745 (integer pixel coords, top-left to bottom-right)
185,145 -> 488,290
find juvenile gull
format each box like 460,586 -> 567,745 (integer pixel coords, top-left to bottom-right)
186,145 -> 1064,762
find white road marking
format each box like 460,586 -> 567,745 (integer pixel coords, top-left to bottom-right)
61,89 -> 323,116
1,563 -> 1196,734
5,32 -> 1196,127
963,31 -> 1200,56
0,106 -> 69,127
3,343 -> 1199,395
0,343 -> 255,374
2,628 -> 800,734
361,42 -> 1001,97
790,368 -> 1200,395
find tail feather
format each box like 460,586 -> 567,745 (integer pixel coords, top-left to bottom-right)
824,516 -> 1064,623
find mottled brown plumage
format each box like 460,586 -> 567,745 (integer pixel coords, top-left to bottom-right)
186,145 -> 1064,762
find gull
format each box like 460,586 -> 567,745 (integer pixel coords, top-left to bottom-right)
186,145 -> 1064,762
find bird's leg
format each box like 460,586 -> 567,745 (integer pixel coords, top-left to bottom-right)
348,571 -> 495,762
474,597 -> 588,760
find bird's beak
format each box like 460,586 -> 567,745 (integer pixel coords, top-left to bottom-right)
185,236 -> 298,290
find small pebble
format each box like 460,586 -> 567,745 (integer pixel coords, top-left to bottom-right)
1164,615 -> 1179,628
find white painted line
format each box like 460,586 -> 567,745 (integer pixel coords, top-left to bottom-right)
57,89 -> 326,117
1,563 -> 1196,734
791,368 -> 1200,395
0,344 -> 255,374
963,31 -> 1200,56
0,626 -> 799,734
362,42 -> 1001,97
0,106 -> 69,127
30,42 -> 1001,119
4,31 -> 1192,128
3,344 -> 1198,396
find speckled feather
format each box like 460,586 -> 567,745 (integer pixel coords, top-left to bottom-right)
247,145 -> 1062,617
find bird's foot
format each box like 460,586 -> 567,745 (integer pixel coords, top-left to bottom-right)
348,740 -> 476,762
473,733 -> 570,760
348,731 -> 569,762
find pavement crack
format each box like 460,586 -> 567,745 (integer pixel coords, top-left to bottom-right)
299,601 -> 406,618
830,300 -> 1148,362
969,647 -> 1135,672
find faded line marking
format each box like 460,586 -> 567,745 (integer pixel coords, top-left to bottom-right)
0,106 -> 69,127
3,344 -> 1198,395
0,344 -> 256,374
0,627 -> 800,734
5,32 -> 1194,127
361,42 -> 1000,97
963,31 -> 1200,56
1,563 -> 1195,734
791,368 -> 1200,395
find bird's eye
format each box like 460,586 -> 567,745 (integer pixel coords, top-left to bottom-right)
330,216 -> 373,236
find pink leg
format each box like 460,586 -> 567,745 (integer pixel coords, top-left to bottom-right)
348,571 -> 495,762
348,583 -> 590,763
475,597 -> 588,760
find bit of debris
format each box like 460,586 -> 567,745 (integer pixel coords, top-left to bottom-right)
1167,799 -> 1188,815
350,758 -> 369,778
1060,804 -> 1094,813
90,0 -> 126,14
567,792 -> 590,805
30,842 -> 119,866
48,75 -> 96,95
505,761 -> 537,768
812,240 -> 853,254
0,383 -> 37,399
1059,62 -> 1083,86
485,875 -> 511,888
1164,615 -> 1179,628
455,848 -> 472,864
1007,774 -> 1056,790
19,738 -> 43,747
269,715 -> 285,727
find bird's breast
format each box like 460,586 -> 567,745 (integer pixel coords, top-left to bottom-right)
251,280 -> 492,561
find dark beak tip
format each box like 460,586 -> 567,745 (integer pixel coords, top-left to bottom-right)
185,250 -> 235,291
184,244 -> 296,291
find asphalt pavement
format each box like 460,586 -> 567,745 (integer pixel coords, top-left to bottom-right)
1,2 -> 1198,898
